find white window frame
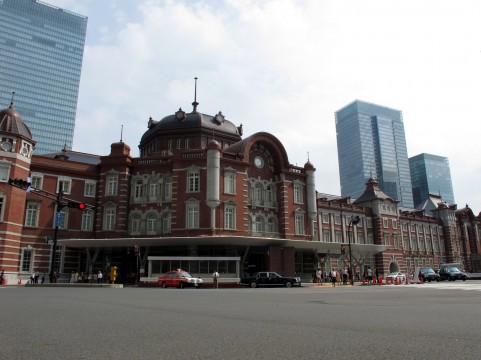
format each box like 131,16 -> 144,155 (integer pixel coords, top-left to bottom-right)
224,205 -> 236,230
147,213 -> 157,234
295,211 -> 305,235
224,171 -> 236,194
84,181 -> 96,197
162,212 -> 171,234
294,183 -> 303,204
186,200 -> 199,229
20,248 -> 34,273
25,201 -> 40,227
30,175 -> 42,190
187,169 -> 200,192
103,206 -> 116,231
106,174 -> 118,196
149,181 -> 159,201
57,177 -> 71,195
81,209 -> 94,231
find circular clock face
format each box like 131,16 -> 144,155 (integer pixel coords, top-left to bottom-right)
254,156 -> 264,169
1,141 -> 12,152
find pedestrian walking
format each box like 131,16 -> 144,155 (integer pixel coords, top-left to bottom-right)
316,268 -> 322,285
212,270 -> 219,289
336,268 -> 342,287
330,268 -> 337,287
97,271 -> 103,283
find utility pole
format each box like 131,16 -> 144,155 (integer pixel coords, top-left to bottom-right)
50,183 -> 63,283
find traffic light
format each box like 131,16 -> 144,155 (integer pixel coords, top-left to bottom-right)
67,201 -> 86,210
8,178 -> 32,191
110,266 -> 118,283
340,245 -> 345,254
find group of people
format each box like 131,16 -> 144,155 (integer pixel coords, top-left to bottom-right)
29,270 -> 45,284
313,267 -> 352,287
70,270 -> 106,284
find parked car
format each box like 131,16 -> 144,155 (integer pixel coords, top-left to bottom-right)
158,269 -> 203,288
438,267 -> 468,281
419,268 -> 440,282
239,272 -> 301,288
385,272 -> 406,283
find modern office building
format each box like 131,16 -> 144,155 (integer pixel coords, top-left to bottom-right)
409,153 -> 455,207
0,0 -> 87,154
335,100 -> 414,208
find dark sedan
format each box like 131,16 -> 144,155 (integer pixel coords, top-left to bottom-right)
439,267 -> 468,281
419,268 -> 440,282
239,272 -> 301,288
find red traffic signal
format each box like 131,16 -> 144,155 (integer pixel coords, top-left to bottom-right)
67,201 -> 86,210
8,178 -> 32,189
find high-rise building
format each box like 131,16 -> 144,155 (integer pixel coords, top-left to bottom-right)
335,100 -> 414,208
409,153 -> 455,206
0,0 -> 87,154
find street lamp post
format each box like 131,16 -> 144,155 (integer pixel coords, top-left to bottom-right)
348,215 -> 360,285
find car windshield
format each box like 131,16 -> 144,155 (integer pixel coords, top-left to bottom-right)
423,269 -> 435,274
447,267 -> 460,272
179,272 -> 192,278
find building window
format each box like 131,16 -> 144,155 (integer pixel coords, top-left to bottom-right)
224,172 -> 235,194
103,207 -> 116,231
267,217 -> 277,234
149,182 -> 159,200
335,230 -> 342,243
147,213 -> 157,234
106,175 -> 118,196
392,219 -> 397,229
334,214 -> 341,225
25,201 -> 39,227
367,218 -> 372,228
294,184 -> 303,204
31,175 -> 42,190
323,232 -> 330,242
322,213 -> 330,223
253,183 -> 263,204
357,232 -> 364,244
0,197 -> 3,222
21,249 -> 33,273
187,170 -> 200,192
130,214 -> 141,234
81,210 -> 94,231
384,234 -> 390,246
84,181 -> 96,197
367,234 -> 373,244
254,215 -> 264,234
224,205 -> 236,230
186,201 -> 199,229
411,238 -> 417,251
57,178 -> 71,194
265,185 -> 274,205
383,218 -> 388,228
162,212 -> 171,234
295,212 -> 304,235
394,235 -> 399,248
164,177 -> 172,201
176,138 -> 181,149
134,179 -> 144,199
185,138 -> 191,149
168,139 -> 173,149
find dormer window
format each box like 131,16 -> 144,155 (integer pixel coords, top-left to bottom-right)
213,111 -> 225,125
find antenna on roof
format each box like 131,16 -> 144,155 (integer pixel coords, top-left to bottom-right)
192,77 -> 199,113
9,91 -> 15,108
120,125 -> 124,142
307,151 -> 310,162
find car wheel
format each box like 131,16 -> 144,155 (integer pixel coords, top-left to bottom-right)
285,281 -> 293,288
250,282 -> 257,288
162,282 -> 167,288
179,282 -> 185,289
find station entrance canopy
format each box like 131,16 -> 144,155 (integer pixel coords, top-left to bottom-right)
57,235 -> 390,256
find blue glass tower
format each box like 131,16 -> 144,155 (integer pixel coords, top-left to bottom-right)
0,0 -> 87,154
409,153 -> 455,206
335,100 -> 414,208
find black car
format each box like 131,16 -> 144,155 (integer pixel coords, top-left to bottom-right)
239,272 -> 301,288
438,267 -> 468,281
419,268 -> 440,282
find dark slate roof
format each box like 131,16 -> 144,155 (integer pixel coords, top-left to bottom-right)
353,177 -> 397,204
38,149 -> 101,165
0,103 -> 33,140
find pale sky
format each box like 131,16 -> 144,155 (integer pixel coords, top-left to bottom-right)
47,0 -> 481,213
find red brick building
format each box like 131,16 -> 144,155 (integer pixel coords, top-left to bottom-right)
0,99 -> 480,284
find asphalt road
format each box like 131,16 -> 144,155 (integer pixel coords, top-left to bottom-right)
1,282 -> 481,360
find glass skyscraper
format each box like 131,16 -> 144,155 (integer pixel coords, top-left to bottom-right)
409,153 -> 455,206
0,0 -> 87,154
335,100 -> 414,208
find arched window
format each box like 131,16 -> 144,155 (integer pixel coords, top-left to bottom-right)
162,212 -> 171,234
147,213 -> 157,234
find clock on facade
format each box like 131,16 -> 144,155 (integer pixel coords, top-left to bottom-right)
1,141 -> 12,152
254,156 -> 264,169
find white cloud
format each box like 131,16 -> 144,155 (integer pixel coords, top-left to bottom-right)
49,0 -> 481,212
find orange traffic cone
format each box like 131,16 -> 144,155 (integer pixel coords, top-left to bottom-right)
372,277 -> 376,285
405,275 -> 409,285
379,276 -> 383,285
362,276 -> 366,285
